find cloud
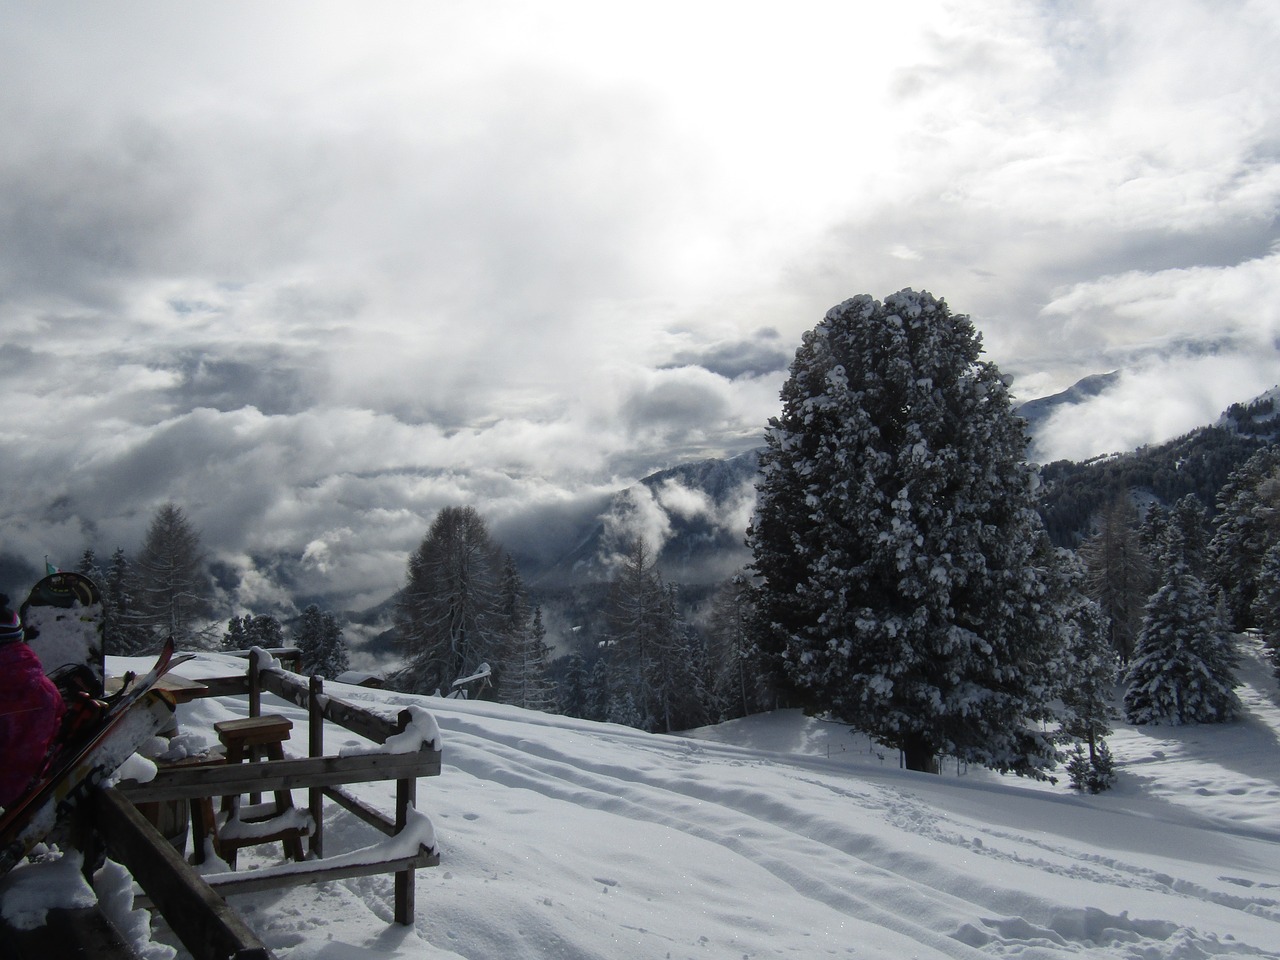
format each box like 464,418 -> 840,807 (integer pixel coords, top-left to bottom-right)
1030,353 -> 1280,464
664,328 -> 790,380
1041,250 -> 1280,357
2,1 -> 1279,611
597,470 -> 758,580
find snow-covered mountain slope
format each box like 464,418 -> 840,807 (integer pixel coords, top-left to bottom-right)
9,642 -> 1280,959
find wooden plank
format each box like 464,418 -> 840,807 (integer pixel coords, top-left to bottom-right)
93,787 -> 276,960
188,674 -> 250,698
3,906 -> 139,960
322,784 -> 396,836
258,670 -> 400,744
200,848 -> 439,898
115,750 -> 442,803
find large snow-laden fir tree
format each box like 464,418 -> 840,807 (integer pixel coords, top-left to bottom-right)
748,290 -> 1063,776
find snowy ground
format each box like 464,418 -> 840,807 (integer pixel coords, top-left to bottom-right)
7,637 -> 1280,959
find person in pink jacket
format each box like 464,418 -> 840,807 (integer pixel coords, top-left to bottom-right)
0,596 -> 65,809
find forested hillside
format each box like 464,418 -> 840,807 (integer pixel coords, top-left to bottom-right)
1037,391 -> 1280,546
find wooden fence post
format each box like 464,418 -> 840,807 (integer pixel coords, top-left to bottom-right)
309,674 -> 324,858
247,649 -> 263,804
248,649 -> 262,719
394,708 -> 417,926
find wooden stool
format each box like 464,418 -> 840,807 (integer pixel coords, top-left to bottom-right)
174,754 -> 229,866
212,715 -> 308,868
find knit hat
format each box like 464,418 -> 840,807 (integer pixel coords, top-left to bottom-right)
0,607 -> 22,643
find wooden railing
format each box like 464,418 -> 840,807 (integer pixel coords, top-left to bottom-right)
104,649 -> 442,960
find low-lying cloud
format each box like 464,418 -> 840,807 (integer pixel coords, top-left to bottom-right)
2,2 -> 1279,614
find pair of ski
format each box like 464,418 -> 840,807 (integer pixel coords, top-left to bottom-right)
0,638 -> 190,876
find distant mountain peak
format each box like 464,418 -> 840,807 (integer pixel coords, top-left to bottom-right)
1014,371 -> 1121,435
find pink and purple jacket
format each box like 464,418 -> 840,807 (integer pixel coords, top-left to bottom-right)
0,641 -> 65,808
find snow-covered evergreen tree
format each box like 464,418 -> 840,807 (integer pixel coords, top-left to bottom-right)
705,571 -> 769,721
557,651 -> 591,719
491,553 -> 536,706
1052,550 -> 1117,787
604,539 -> 705,732
1251,541 -> 1280,678
1124,519 -> 1238,725
748,290 -> 1063,777
104,547 -> 154,655
1078,497 -> 1151,663
76,548 -> 103,586
395,506 -> 502,696
1210,446 -> 1280,630
223,613 -> 285,652
1169,495 -> 1211,578
501,605 -> 558,713
134,503 -> 214,649
587,657 -> 613,723
293,604 -> 349,678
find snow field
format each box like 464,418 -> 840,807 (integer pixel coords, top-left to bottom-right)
7,644 -> 1280,960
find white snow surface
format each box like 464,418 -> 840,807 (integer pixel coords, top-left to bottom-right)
9,641 -> 1280,959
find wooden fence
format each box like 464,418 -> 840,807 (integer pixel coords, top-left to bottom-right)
104,648 -> 442,960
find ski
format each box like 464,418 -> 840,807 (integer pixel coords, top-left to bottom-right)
0,637 -> 191,875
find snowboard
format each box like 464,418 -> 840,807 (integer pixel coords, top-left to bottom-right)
0,638 -> 189,876
20,571 -> 106,696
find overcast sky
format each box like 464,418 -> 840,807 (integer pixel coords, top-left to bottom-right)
2,1 -> 1278,611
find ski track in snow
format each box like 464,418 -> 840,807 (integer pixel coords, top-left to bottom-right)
128,652 -> 1280,960
424,711 -> 1280,959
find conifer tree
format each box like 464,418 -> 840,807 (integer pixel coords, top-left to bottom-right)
501,606 -> 558,712
558,651 -> 590,719
1053,551 -> 1117,778
1125,522 -> 1238,725
293,605 -> 349,678
705,571 -> 767,720
1251,541 -> 1280,678
1210,446 -> 1280,629
134,503 -> 213,649
76,548 -> 103,586
395,506 -> 502,696
1169,494 -> 1211,578
1078,497 -> 1151,663
223,613 -> 285,652
603,539 -> 705,732
492,553 -> 531,702
587,657 -> 613,722
104,547 -> 151,655
748,290 -> 1062,776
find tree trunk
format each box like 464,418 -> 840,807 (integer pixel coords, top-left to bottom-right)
902,735 -> 939,774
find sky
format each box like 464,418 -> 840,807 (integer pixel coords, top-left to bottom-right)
7,637 -> 1280,957
2,1 -> 1279,612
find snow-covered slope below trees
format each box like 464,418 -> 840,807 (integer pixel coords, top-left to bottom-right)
8,642 -> 1280,959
